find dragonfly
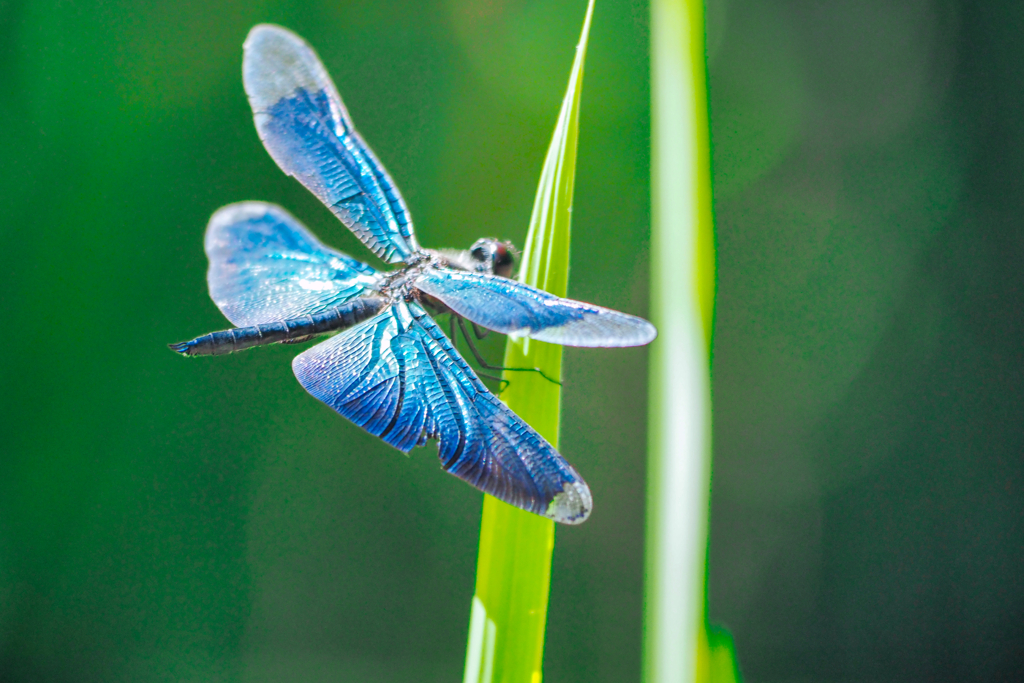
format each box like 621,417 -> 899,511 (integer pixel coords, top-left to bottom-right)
170,24 -> 656,524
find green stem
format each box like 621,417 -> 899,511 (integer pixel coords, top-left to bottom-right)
644,0 -> 717,681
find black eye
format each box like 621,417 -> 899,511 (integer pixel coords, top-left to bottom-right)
470,245 -> 489,262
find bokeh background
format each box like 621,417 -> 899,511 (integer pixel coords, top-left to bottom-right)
2,0 -> 1021,681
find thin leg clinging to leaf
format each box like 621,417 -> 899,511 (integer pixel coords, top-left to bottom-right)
447,314 -> 508,390
456,316 -> 561,387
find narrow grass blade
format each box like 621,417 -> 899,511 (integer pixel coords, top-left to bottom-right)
645,0 -> 736,682
463,2 -> 595,682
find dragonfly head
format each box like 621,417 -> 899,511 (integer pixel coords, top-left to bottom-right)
469,238 -> 517,279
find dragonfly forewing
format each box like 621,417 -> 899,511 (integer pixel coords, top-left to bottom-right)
243,24 -> 418,263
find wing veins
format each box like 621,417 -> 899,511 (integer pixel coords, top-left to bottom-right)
415,323 -> 470,467
378,317 -> 411,444
350,314 -> 400,430
297,88 -> 394,234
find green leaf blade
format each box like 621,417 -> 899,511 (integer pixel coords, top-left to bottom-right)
463,2 -> 595,682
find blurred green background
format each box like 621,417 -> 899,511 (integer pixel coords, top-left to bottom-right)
1,0 -> 1021,681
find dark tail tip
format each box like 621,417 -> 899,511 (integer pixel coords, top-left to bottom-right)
167,341 -> 192,356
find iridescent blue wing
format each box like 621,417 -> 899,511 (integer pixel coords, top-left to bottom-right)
291,301 -> 592,523
414,269 -> 657,347
242,24 -> 418,264
205,201 -> 380,326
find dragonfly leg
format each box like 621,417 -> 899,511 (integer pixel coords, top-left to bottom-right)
447,315 -> 509,391
456,316 -> 561,386
471,322 -> 490,340
476,370 -> 510,392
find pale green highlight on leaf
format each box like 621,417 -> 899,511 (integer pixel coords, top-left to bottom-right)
463,1 -> 595,682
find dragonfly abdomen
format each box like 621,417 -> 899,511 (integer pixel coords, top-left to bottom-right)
169,296 -> 385,357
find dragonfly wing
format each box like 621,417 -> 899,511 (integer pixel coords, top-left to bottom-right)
414,269 -> 657,347
292,301 -> 592,523
242,24 -> 418,263
205,201 -> 380,326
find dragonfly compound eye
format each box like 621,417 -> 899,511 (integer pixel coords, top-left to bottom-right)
493,242 -> 515,278
470,244 -> 489,263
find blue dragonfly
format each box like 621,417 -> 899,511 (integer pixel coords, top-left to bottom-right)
170,24 -> 656,524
